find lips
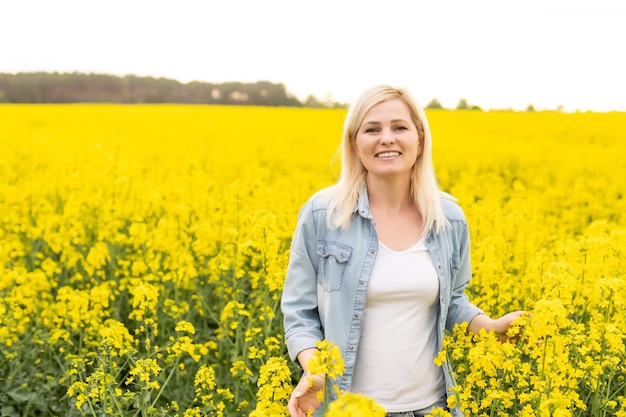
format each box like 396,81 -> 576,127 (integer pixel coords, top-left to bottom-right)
375,151 -> 401,158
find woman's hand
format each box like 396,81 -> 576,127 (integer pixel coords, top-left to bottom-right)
288,373 -> 324,417
490,311 -> 526,333
468,311 -> 526,336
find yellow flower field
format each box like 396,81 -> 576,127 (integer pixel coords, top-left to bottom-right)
0,104 -> 625,416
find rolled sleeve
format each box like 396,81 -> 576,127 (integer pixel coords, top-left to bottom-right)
446,219 -> 484,331
281,200 -> 323,365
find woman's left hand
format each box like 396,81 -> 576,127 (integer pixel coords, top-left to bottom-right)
468,310 -> 526,335
490,310 -> 526,333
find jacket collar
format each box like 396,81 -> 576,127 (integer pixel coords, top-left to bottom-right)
355,186 -> 372,219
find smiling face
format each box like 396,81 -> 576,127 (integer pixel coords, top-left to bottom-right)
352,98 -> 422,181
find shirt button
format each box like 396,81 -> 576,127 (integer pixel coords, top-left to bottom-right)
354,313 -> 359,319
342,376 -> 347,381
359,280 -> 364,285
339,254 -> 344,259
348,345 -> 354,350
321,250 -> 326,255
370,249 -> 375,254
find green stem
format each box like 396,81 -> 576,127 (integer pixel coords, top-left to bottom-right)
323,374 -> 329,415
150,355 -> 182,408
79,372 -> 98,417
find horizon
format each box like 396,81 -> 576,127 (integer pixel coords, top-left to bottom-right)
1,70 -> 613,112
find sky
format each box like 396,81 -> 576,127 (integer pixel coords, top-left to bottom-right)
1,0 -> 625,111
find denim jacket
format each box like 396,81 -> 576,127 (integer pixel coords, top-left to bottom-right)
281,187 -> 484,417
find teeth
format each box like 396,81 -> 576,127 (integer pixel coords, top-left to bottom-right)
376,152 -> 400,158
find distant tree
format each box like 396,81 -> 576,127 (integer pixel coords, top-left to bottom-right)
456,98 -> 469,110
425,98 -> 443,109
304,94 -> 324,108
303,93 -> 346,108
456,98 -> 482,111
526,104 -> 536,112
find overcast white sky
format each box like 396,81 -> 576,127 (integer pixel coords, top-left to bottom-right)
1,0 -> 625,111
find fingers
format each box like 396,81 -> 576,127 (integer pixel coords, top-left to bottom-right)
287,379 -> 309,417
492,311 -> 525,334
295,377 -> 311,396
288,375 -> 322,417
287,396 -> 304,417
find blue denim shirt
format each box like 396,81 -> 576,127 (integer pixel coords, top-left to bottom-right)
281,187 -> 483,416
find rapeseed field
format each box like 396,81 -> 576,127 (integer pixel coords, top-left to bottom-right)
0,104 -> 624,416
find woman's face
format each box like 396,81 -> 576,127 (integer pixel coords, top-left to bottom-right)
353,98 -> 421,180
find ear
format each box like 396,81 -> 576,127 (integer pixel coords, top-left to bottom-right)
352,138 -> 360,159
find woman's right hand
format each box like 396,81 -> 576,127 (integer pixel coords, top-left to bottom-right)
287,373 -> 324,417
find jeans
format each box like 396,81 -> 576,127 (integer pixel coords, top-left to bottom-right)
385,395 -> 448,417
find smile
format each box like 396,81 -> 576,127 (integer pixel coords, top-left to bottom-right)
375,151 -> 401,158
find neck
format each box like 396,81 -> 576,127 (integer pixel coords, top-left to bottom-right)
366,174 -> 413,213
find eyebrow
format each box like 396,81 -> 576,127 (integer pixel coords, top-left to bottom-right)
362,118 -> 410,125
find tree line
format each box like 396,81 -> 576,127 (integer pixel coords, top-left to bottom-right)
0,72 -> 347,107
0,72 -> 544,110
425,97 -> 483,111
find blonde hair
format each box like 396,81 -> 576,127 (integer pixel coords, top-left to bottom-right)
326,85 -> 453,233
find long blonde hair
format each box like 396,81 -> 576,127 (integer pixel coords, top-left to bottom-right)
326,85 -> 453,233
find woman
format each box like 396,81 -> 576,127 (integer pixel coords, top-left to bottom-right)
281,85 -> 522,417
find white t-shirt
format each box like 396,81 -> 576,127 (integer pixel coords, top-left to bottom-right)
351,237 -> 445,412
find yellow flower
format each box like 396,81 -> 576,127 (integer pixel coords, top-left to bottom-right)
247,346 -> 267,360
194,365 -> 216,392
308,340 -> 345,379
127,358 -> 161,390
85,241 -> 110,275
167,335 -> 207,362
254,356 -> 292,406
326,392 -> 385,417
128,282 -> 159,322
426,408 -> 453,417
446,394 -> 458,409
175,320 -> 196,334
67,381 -> 88,409
434,349 -> 447,367
230,360 -> 253,379
98,319 -> 135,356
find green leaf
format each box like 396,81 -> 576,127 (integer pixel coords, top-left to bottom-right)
0,405 -> 19,417
6,389 -> 32,403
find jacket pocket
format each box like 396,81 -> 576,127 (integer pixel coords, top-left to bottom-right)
316,240 -> 352,292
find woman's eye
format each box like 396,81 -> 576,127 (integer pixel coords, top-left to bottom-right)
364,127 -> 378,133
395,126 -> 408,131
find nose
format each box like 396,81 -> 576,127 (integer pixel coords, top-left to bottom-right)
380,127 -> 394,145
